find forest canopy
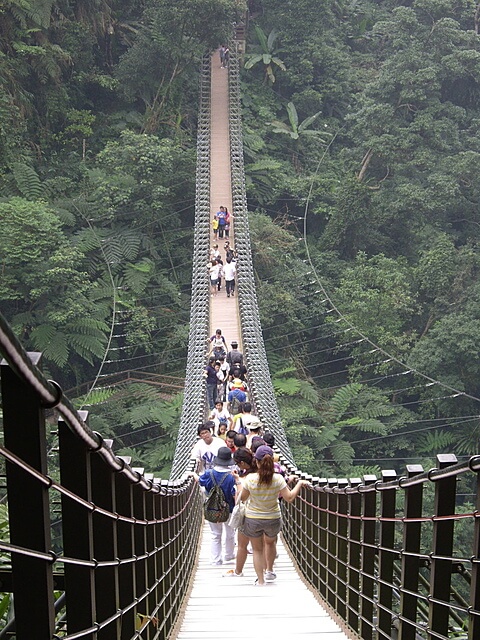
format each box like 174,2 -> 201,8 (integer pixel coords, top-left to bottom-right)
1,0 -> 480,477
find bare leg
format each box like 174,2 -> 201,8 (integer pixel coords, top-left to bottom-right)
251,535 -> 266,584
235,531 -> 249,574
264,534 -> 277,572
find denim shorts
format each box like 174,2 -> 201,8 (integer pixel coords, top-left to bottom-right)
241,516 -> 282,538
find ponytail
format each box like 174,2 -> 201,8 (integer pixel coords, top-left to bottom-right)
257,455 -> 274,485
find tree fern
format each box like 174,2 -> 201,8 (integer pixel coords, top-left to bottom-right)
314,424 -> 342,450
330,439 -> 355,467
273,376 -> 301,396
33,328 -> 69,367
416,431 -> 456,455
73,227 -> 103,253
297,379 -> 319,404
415,429 -> 456,455
454,423 -> 480,455
11,162 -> 44,200
124,258 -> 154,294
328,383 -> 362,421
30,323 -> 58,349
74,387 -> 117,408
101,228 -> 141,264
336,417 -> 387,434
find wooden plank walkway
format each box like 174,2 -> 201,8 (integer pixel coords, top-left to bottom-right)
172,52 -> 353,640
209,49 -> 241,351
172,523 -> 352,639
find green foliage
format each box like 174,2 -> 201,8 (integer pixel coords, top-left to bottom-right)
244,26 -> 286,84
11,162 -> 45,199
89,385 -> 184,477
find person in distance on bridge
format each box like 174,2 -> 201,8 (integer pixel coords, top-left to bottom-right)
223,255 -> 236,298
233,432 -> 247,449
216,419 -> 228,440
204,356 -> 218,410
224,240 -> 236,261
217,355 -> 230,400
209,259 -> 221,297
225,430 -> 236,452
227,380 -> 247,417
210,244 -> 220,260
233,403 -> 258,436
212,214 -> 219,239
209,328 -> 227,359
224,207 -> 231,238
209,400 -> 233,431
240,445 -> 311,585
226,340 -> 243,370
216,206 -> 227,237
190,421 -> 225,473
216,254 -> 224,292
245,418 -> 263,448
223,46 -> 229,68
219,44 -> 226,68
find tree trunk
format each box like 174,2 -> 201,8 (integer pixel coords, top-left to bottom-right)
357,148 -> 373,182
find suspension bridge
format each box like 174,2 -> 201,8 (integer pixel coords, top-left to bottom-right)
1,43 -> 480,640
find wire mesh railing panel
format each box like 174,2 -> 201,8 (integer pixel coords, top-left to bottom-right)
280,454 -> 480,640
227,45 -> 294,463
170,54 -> 212,481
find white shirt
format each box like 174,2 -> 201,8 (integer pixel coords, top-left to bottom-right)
191,437 -> 224,472
209,263 -> 221,279
223,261 -> 236,280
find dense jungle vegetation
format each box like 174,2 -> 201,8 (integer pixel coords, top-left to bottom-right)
1,0 -> 480,480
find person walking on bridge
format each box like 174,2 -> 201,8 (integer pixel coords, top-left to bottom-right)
192,447 -> 238,565
191,422 -> 224,473
223,256 -> 236,298
239,446 -> 310,585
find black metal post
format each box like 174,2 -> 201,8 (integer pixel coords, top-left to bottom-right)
327,478 -> 338,610
347,478 -> 362,633
428,454 -> 457,639
114,467 -> 136,639
1,354 -> 55,639
399,465 -> 424,640
91,442 -> 119,639
361,475 -> 377,640
59,414 -> 96,639
378,470 -> 397,639
337,479 -> 348,621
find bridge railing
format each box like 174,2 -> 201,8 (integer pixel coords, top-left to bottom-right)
170,53 -> 212,481
227,44 -> 294,464
0,312 -> 202,640
280,455 -> 480,640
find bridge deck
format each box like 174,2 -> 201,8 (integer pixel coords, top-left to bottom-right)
173,524 -> 351,639
209,49 -> 242,350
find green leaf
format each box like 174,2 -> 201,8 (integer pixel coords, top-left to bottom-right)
11,162 -> 44,200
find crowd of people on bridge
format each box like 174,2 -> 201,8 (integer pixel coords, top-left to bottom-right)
193,332 -> 310,585
192,197 -> 310,587
208,244 -> 237,298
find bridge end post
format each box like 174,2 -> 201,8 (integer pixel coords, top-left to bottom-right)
1,353 -> 56,639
